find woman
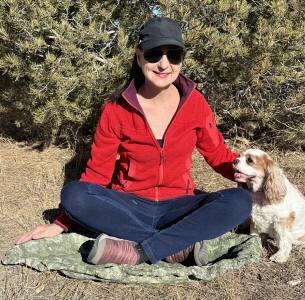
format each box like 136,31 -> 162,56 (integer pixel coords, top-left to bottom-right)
16,17 -> 252,266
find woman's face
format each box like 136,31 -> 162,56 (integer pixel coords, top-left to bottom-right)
136,45 -> 183,91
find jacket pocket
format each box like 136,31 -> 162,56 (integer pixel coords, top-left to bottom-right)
119,159 -> 136,190
186,179 -> 190,194
183,173 -> 193,195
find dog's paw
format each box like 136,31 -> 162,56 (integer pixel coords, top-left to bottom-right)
269,251 -> 289,263
250,231 -> 259,236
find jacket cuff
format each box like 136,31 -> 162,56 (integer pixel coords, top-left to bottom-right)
54,209 -> 74,232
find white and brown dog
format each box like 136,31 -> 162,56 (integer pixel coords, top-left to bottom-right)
233,149 -> 305,263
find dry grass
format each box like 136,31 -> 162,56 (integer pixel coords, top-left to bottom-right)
0,137 -> 304,300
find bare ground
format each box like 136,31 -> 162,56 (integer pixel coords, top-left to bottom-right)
0,137 -> 304,300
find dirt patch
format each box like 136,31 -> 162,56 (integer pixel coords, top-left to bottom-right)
0,138 -> 304,299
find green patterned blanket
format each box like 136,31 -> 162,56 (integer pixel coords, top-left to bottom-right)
2,232 -> 262,284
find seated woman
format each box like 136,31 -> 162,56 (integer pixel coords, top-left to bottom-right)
16,17 -> 252,266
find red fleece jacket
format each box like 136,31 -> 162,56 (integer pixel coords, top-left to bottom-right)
55,73 -> 238,231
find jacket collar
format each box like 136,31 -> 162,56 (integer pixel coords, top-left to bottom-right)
121,73 -> 196,113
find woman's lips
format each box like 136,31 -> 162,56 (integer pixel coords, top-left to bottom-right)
153,71 -> 170,78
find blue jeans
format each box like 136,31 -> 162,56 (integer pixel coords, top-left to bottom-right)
61,181 -> 252,264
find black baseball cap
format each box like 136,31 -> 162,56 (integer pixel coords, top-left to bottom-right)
139,17 -> 185,51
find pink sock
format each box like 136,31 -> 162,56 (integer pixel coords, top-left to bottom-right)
166,244 -> 194,263
98,239 -> 138,265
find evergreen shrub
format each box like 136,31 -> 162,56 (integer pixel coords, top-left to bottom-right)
164,0 -> 305,149
0,0 -> 304,149
0,0 -> 154,145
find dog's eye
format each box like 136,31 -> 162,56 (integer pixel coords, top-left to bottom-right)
247,157 -> 254,163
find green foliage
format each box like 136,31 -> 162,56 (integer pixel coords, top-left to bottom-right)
0,0 -> 154,145
0,0 -> 304,149
161,0 -> 304,149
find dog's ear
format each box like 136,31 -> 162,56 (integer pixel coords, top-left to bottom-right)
263,155 -> 287,204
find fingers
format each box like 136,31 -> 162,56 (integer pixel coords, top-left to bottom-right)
15,223 -> 64,245
15,228 -> 38,245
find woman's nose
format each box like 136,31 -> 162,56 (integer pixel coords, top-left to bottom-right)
158,54 -> 170,68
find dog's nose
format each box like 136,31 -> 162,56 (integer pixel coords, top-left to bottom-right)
233,158 -> 239,166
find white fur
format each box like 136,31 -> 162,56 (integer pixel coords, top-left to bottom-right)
233,149 -> 305,263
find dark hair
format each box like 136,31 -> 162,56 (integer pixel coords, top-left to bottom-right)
108,52 -> 145,103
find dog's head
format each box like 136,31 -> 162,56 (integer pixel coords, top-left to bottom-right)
233,149 -> 286,204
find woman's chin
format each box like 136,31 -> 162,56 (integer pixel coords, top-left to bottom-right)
146,79 -> 172,90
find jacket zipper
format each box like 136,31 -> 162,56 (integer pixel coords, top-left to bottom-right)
158,150 -> 164,186
155,150 -> 164,201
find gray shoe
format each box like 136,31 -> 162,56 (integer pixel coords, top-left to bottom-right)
194,236 -> 230,266
194,241 -> 209,266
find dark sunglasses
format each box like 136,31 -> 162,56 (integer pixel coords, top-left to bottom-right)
143,47 -> 185,64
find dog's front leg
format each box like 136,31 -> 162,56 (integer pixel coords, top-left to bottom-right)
249,220 -> 259,236
269,222 -> 292,263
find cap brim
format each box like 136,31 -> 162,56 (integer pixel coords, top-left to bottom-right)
140,38 -> 185,51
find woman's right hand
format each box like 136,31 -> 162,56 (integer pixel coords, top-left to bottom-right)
15,223 -> 64,245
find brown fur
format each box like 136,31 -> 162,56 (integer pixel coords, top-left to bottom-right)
263,155 -> 287,204
279,211 -> 295,232
297,234 -> 305,241
248,154 -> 265,175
